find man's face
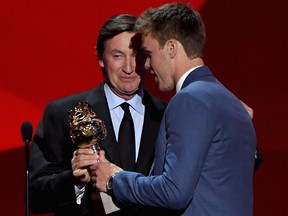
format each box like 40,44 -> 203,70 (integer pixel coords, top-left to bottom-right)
99,32 -> 142,99
142,33 -> 175,92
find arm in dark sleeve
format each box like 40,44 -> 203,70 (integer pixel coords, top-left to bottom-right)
29,103 -> 78,213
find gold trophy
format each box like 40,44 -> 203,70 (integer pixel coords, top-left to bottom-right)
69,101 -> 118,215
68,101 -> 107,153
69,101 -> 108,215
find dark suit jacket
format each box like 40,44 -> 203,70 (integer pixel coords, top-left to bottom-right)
111,66 -> 257,216
29,83 -> 167,216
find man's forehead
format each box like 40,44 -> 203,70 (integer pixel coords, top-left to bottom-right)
141,34 -> 156,49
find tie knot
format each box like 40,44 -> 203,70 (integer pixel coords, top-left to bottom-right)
120,102 -> 130,113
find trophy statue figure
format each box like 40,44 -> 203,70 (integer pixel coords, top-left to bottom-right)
68,101 -> 107,153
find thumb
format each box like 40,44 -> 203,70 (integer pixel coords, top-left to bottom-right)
99,150 -> 109,162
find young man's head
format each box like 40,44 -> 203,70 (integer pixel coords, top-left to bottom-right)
136,2 -> 206,59
135,3 -> 206,92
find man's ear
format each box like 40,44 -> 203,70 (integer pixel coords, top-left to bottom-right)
167,39 -> 177,58
99,59 -> 104,67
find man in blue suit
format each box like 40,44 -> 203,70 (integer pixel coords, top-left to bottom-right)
92,2 -> 257,216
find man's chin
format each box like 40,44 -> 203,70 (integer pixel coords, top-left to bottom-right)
124,87 -> 141,96
112,87 -> 141,99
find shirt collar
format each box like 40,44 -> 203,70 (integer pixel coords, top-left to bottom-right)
104,83 -> 144,115
176,66 -> 202,93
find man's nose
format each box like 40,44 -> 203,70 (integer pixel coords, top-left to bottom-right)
123,58 -> 135,74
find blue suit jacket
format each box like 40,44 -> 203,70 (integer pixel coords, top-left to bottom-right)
112,66 -> 256,216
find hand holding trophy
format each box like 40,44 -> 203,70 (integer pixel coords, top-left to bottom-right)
69,101 -> 107,153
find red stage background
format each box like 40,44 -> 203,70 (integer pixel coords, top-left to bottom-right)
1,0 -> 287,215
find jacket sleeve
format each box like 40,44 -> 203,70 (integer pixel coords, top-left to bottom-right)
29,102 -> 78,213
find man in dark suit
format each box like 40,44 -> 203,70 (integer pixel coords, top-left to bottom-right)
28,14 -> 167,216
93,3 -> 257,216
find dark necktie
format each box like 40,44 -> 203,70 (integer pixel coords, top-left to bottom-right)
118,102 -> 136,171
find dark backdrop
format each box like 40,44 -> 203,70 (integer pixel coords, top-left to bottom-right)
1,0 -> 287,215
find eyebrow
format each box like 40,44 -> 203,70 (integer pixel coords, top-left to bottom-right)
110,49 -> 124,53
